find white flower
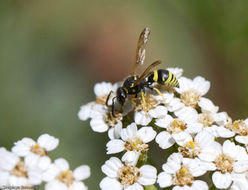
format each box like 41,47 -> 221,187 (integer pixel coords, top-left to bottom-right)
106,123 -> 156,165
157,153 -> 210,190
43,158 -> 90,190
12,134 -> 58,171
204,140 -> 248,189
78,82 -> 118,121
176,76 -> 214,112
134,93 -> 168,125
0,148 -> 43,186
167,67 -> 184,79
100,157 -> 157,190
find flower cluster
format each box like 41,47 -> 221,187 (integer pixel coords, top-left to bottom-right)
79,67 -> 248,190
0,134 -> 90,190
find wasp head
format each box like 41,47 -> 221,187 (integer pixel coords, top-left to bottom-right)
116,87 -> 127,106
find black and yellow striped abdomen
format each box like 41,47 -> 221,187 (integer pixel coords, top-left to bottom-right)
148,69 -> 179,87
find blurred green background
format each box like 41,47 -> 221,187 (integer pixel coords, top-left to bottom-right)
0,0 -> 248,189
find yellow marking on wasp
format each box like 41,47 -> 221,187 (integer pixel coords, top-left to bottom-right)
141,91 -> 146,104
162,77 -> 165,81
153,87 -> 166,104
123,88 -> 128,94
134,76 -> 137,80
153,70 -> 158,82
130,83 -> 134,88
132,89 -> 136,93
165,71 -> 172,85
131,98 -> 136,106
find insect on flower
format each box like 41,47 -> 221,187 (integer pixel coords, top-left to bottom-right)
106,27 -> 180,117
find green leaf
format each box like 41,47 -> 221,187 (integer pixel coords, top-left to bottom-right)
144,185 -> 158,190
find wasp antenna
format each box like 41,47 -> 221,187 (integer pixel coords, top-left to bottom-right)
105,91 -> 113,107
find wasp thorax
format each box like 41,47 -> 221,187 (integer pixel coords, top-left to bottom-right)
104,112 -> 122,128
168,119 -> 187,134
56,170 -> 75,187
118,165 -> 140,186
124,136 -> 148,152
181,89 -> 201,108
214,153 -> 234,174
198,113 -> 215,127
10,160 -> 28,178
30,143 -> 47,157
226,120 -> 248,136
174,166 -> 194,186
178,141 -> 200,158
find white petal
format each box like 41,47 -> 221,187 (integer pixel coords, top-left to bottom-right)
9,176 -> 28,186
223,140 -> 237,158
78,102 -> 94,121
185,122 -> 203,134
192,76 -> 210,96
155,131 -> 175,149
74,165 -> 91,180
99,177 -> 122,190
70,181 -> 88,190
167,97 -> 184,112
157,172 -> 173,188
191,180 -> 208,190
37,134 -> 59,151
195,131 -> 214,148
198,142 -> 222,162
215,126 -> 235,138
106,139 -> 125,154
198,97 -> 218,113
235,135 -> 248,145
121,123 -> 137,141
233,160 -> 248,173
134,111 -> 152,126
212,171 -> 232,189
214,112 -> 231,125
138,165 -> 157,185
162,153 -> 182,174
0,149 -> 19,171
148,105 -> 167,118
0,171 -> 9,186
137,127 -> 156,143
124,183 -> 143,190
42,164 -> 60,182
101,157 -> 123,178
45,181 -> 68,190
94,82 -> 115,97
155,114 -> 173,129
172,132 -> 192,147
11,137 -> 36,156
108,122 -> 122,140
183,158 -> 208,177
54,158 -> 69,171
28,168 -> 43,185
90,116 -> 109,132
174,107 -> 198,124
121,151 -> 140,166
176,77 -> 192,94
25,154 -> 51,171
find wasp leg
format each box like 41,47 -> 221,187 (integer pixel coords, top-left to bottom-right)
141,91 -> 146,104
106,91 -> 113,108
151,87 -> 167,105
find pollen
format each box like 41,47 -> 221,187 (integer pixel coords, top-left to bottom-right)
56,170 -> 75,187
95,95 -> 108,105
214,153 -> 234,174
181,89 -> 201,108
178,141 -> 200,158
118,165 -> 140,187
225,120 -> 248,136
198,113 -> 214,127
135,94 -> 158,113
167,119 -> 187,133
10,161 -> 28,178
30,143 -> 47,156
104,112 -> 122,128
174,166 -> 194,186
124,136 -> 148,152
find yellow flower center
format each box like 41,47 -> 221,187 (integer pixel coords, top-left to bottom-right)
124,136 -> 148,152
56,170 -> 75,187
174,166 -> 194,186
135,94 -> 158,113
118,165 -> 140,186
168,119 -> 187,133
10,161 -> 28,178
104,112 -> 122,128
198,113 -> 214,127
178,141 -> 200,158
226,120 -> 248,136
30,143 -> 47,156
181,89 -> 201,108
214,153 -> 234,174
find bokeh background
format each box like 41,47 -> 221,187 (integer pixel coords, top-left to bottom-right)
0,0 -> 248,189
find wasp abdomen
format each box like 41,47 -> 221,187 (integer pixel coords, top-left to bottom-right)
148,69 -> 179,87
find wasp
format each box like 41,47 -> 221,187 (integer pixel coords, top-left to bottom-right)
106,27 -> 179,117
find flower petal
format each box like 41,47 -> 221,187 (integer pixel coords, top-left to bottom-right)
155,131 -> 175,149
212,171 -> 232,189
106,139 -> 125,154
138,165 -> 157,185
12,137 -> 36,157
99,177 -> 122,190
137,127 -> 156,143
101,157 -> 123,178
74,165 -> 91,181
157,172 -> 172,188
134,111 -> 152,126
37,134 -> 59,151
121,123 -> 137,141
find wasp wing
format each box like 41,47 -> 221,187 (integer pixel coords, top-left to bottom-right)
133,60 -> 161,87
131,27 -> 151,75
